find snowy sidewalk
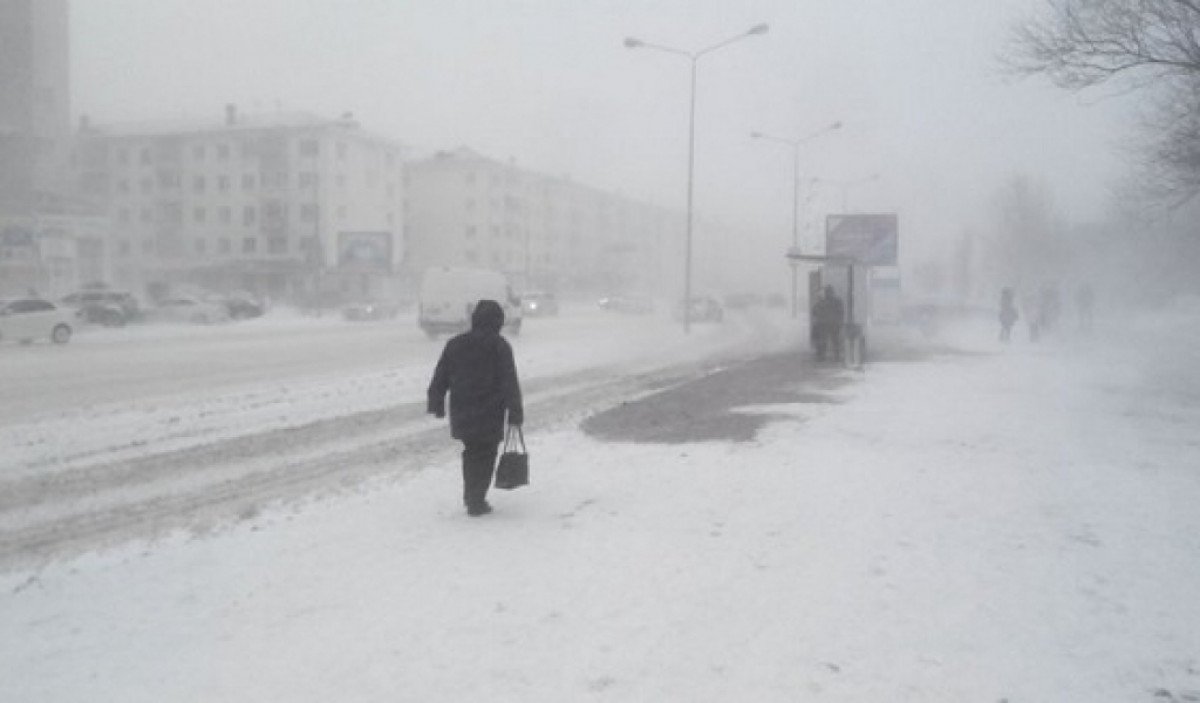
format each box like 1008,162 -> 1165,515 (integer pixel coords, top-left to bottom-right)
2,315 -> 1199,702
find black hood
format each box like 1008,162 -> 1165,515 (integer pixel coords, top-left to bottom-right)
471,299 -> 505,333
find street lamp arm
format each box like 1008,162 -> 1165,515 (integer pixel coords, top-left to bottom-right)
624,38 -> 693,58
696,23 -> 770,59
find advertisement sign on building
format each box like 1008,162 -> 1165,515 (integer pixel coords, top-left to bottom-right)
337,231 -> 393,272
825,213 -> 898,266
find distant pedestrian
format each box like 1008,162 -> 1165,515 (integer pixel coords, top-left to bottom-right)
427,299 -> 524,517
811,285 -> 845,362
999,287 -> 1019,343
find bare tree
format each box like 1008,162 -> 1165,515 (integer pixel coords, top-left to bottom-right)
1008,0 -> 1200,89
1007,0 -> 1200,202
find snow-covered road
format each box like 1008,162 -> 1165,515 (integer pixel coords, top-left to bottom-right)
2,308 -> 1197,702
0,304 -> 804,566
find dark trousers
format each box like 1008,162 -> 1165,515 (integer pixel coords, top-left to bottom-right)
461,440 -> 499,508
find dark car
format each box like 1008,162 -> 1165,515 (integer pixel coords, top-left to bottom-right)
673,296 -> 724,323
222,293 -> 265,320
60,290 -> 141,327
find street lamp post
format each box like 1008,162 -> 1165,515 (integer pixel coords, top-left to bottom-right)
751,121 -> 842,317
625,23 -> 769,333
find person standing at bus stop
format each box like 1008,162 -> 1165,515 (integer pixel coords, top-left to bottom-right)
427,299 -> 524,517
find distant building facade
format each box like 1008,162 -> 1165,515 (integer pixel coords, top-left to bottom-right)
404,147 -> 679,296
72,107 -> 407,301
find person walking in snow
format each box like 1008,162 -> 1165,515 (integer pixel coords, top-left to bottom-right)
999,287 -> 1019,343
811,285 -> 845,362
427,299 -> 524,517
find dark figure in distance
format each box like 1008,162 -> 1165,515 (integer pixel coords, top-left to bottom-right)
427,300 -> 524,517
999,287 -> 1019,343
811,285 -> 845,362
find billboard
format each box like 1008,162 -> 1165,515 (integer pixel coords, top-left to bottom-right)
337,231 -> 393,272
825,213 -> 898,266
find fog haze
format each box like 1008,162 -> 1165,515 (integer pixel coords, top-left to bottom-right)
71,0 -> 1131,282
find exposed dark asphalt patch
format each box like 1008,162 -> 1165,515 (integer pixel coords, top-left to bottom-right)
581,351 -> 850,444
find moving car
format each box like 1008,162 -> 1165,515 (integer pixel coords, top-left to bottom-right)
521,291 -> 559,317
418,267 -> 522,338
0,298 -> 74,344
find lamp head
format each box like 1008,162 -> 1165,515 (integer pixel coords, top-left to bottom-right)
750,131 -> 763,139
623,37 -> 644,48
830,120 -> 843,130
748,23 -> 770,35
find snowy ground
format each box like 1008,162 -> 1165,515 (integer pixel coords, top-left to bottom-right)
2,307 -> 1199,701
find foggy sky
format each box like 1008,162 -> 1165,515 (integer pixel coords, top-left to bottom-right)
70,0 -> 1132,279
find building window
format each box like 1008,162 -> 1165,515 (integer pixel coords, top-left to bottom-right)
218,175 -> 230,192
386,183 -> 395,198
118,208 -> 131,223
298,172 -> 318,188
299,203 -> 318,223
117,179 -> 130,194
117,148 -> 129,165
242,173 -> 255,190
193,176 -> 206,194
118,240 -> 131,256
465,225 -> 476,238
140,148 -> 152,165
336,174 -> 346,188
217,144 -> 230,160
219,238 -> 231,254
268,236 -> 287,254
140,208 -> 153,223
193,144 -> 205,160
219,206 -> 232,224
140,177 -> 153,194
193,207 -> 206,223
386,212 -> 394,226
336,205 -> 347,220
195,239 -> 206,255
465,250 -> 478,263
336,142 -> 347,160
465,199 -> 475,212
243,205 -> 257,226
141,239 -> 155,254
299,140 -> 319,157
242,237 -> 257,253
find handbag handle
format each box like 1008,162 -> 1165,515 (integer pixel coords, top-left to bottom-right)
503,424 -> 526,453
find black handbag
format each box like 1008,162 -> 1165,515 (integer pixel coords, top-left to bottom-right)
494,425 -> 528,490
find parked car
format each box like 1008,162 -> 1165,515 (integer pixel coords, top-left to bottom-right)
597,295 -> 655,314
151,297 -> 231,324
521,291 -> 559,317
673,296 -> 724,323
342,300 -> 400,321
221,293 -> 266,320
60,289 -> 141,327
0,298 -> 74,344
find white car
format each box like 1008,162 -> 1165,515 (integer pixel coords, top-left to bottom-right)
0,298 -> 74,345
152,297 -> 231,324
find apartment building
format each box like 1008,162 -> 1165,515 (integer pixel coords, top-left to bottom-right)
73,107 -> 406,301
404,147 -> 679,296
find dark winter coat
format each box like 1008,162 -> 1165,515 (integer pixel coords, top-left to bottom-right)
427,300 -> 524,443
